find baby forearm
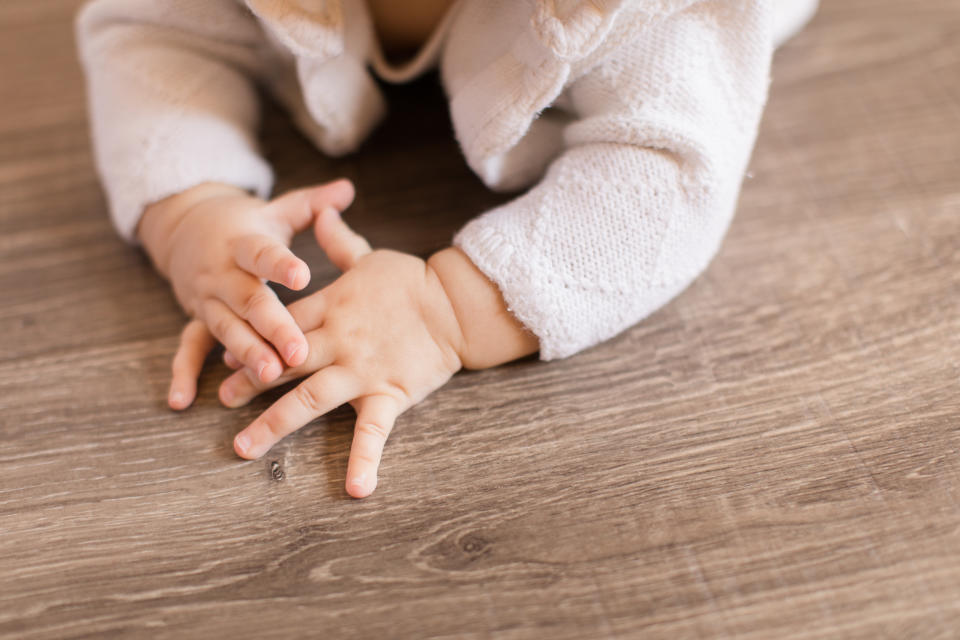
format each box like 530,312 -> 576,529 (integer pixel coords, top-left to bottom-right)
427,247 -> 539,369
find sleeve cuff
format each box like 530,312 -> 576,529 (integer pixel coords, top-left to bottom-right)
97,116 -> 275,244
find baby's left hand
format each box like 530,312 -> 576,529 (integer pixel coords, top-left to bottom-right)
206,207 -> 466,497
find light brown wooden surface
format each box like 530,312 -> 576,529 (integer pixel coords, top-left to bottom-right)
2,1 -> 959,638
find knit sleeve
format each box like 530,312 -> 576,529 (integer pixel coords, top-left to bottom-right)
75,0 -> 275,242
453,1 -> 776,360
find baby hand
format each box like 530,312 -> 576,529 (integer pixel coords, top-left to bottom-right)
213,207 -> 465,497
139,179 -> 356,409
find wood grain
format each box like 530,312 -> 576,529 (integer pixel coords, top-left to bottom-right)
1,1 -> 959,638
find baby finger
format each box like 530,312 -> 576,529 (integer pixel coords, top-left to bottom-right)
168,320 -> 215,410
265,178 -> 356,235
232,233 -> 310,290
202,299 -> 283,383
223,350 -> 242,369
233,365 -> 363,459
314,206 -> 371,272
219,272 -> 308,367
345,394 -> 401,498
218,327 -> 335,408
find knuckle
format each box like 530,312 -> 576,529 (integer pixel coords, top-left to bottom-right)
295,382 -> 326,413
241,343 -> 262,367
240,290 -> 271,318
269,245 -> 290,269
384,379 -> 413,404
252,242 -> 274,271
356,421 -> 390,442
261,413 -> 285,439
267,316 -> 295,344
351,448 -> 379,467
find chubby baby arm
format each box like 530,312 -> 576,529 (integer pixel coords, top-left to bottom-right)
76,1 -> 358,405
205,207 -> 538,498
141,179 -> 356,409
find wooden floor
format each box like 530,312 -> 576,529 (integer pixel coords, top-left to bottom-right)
2,1 -> 959,638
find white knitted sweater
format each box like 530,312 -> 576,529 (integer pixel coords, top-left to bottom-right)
75,0 -> 818,360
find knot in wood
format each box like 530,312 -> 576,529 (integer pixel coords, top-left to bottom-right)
460,533 -> 489,555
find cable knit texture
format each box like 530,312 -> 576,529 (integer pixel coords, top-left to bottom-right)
75,0 -> 818,360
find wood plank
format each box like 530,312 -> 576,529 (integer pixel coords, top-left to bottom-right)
1,1 -> 959,638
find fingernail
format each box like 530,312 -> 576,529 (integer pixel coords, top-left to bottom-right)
235,433 -> 251,455
220,384 -> 234,405
287,266 -> 301,288
169,391 -> 185,408
258,361 -> 281,382
349,474 -> 373,496
285,342 -> 303,364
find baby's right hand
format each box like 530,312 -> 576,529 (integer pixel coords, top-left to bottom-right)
137,179 -> 356,408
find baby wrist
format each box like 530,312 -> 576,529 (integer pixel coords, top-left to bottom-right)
426,247 -> 539,369
137,182 -> 251,276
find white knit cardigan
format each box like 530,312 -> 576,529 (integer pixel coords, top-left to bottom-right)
75,0 -> 818,360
